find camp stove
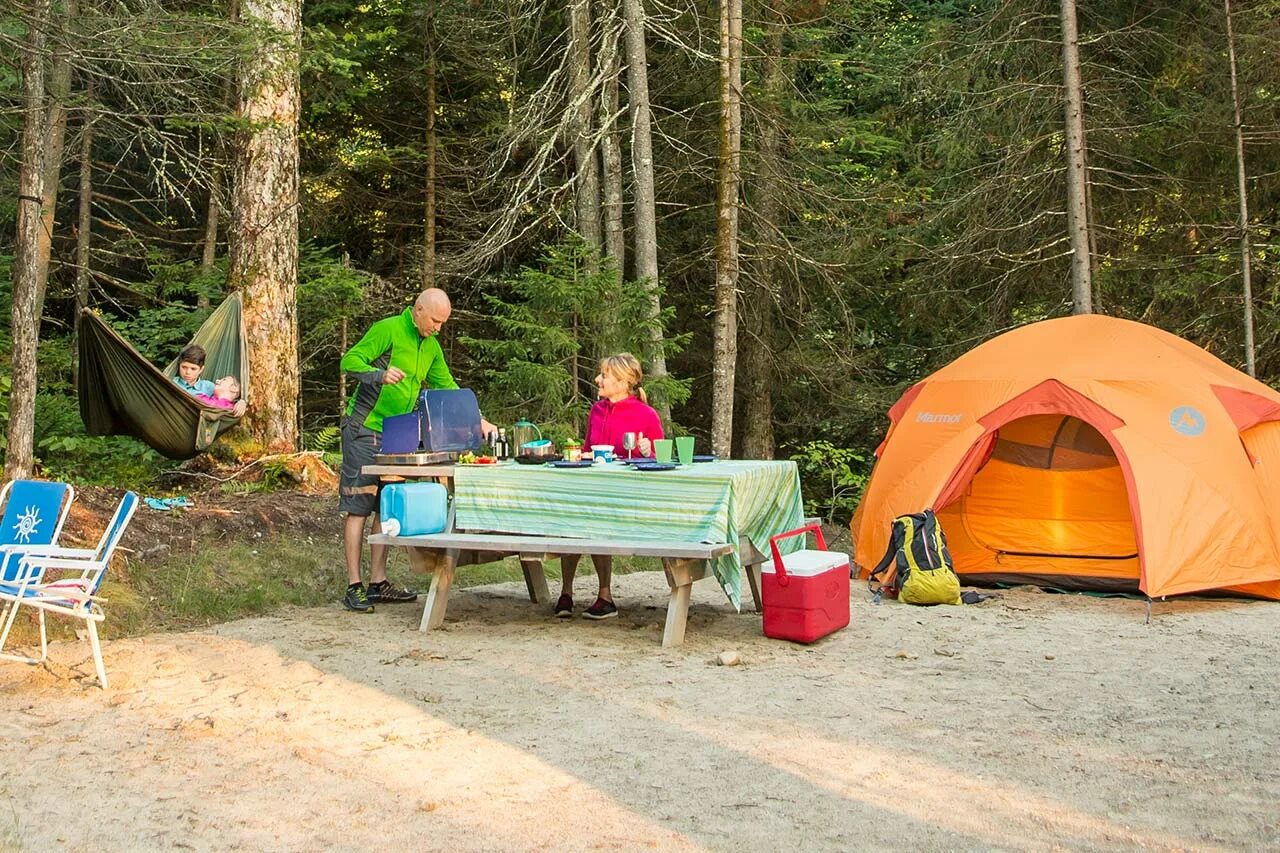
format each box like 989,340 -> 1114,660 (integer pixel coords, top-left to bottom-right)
372,451 -> 454,466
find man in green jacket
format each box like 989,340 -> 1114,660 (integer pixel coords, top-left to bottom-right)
338,288 -> 494,612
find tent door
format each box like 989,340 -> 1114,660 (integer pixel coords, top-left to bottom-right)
937,414 -> 1141,590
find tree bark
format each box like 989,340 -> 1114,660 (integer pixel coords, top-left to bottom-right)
710,0 -> 742,457
569,0 -> 601,267
199,165 -> 221,307
7,0 -> 51,480
423,44 -> 438,287
598,17 -> 625,351
1060,0 -> 1092,314
1224,0 -> 1255,377
228,0 -> 302,452
72,81 -> 94,389
200,0 -> 238,307
340,249 -> 350,409
621,0 -> 669,419
740,17 -> 783,460
34,0 -> 75,319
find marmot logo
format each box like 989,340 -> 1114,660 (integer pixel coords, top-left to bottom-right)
916,412 -> 963,424
1169,406 -> 1206,437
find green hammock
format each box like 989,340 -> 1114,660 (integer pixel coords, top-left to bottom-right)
78,293 -> 250,459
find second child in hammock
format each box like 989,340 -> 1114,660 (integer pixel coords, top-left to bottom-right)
173,344 -> 247,417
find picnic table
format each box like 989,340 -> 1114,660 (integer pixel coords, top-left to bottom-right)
366,459 -> 807,645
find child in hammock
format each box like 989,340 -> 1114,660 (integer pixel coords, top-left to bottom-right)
173,344 -> 215,397
194,376 -> 247,417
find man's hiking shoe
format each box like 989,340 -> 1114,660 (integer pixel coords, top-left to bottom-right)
554,593 -> 574,618
367,580 -> 418,603
343,583 -> 374,613
583,597 -> 618,620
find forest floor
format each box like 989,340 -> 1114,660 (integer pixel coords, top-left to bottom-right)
1,487 -> 1278,850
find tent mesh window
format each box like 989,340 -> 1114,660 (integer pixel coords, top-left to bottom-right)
990,415 -> 1116,471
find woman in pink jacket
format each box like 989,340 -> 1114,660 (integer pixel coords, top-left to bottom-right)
556,353 -> 664,620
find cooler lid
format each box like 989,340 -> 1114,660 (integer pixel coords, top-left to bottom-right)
762,549 -> 850,577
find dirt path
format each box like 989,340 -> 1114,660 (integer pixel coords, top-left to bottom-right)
2,575 -> 1277,851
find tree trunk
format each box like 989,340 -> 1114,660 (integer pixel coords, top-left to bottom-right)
228,0 -> 302,452
569,0 -> 601,266
200,1 -> 237,308
6,0 -> 51,480
598,17 -> 625,351
423,45 -> 437,287
1060,0 -> 1092,314
199,165 -> 221,308
1224,0 -> 1255,377
72,81 -> 94,390
339,312 -> 349,413
739,18 -> 783,461
621,0 -> 669,419
35,0 -> 75,317
710,0 -> 742,457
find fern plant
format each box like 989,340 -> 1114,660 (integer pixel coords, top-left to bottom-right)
305,425 -> 343,467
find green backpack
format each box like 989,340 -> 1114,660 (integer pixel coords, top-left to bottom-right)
868,510 -> 962,606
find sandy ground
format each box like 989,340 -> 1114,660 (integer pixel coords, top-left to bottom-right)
2,572 -> 1278,852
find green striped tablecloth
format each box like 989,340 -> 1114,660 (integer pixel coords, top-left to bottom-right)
454,459 -> 805,610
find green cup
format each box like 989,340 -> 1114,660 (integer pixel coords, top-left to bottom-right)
653,439 -> 674,463
675,435 -> 694,465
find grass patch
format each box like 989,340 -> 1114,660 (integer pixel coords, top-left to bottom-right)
2,533 -> 667,648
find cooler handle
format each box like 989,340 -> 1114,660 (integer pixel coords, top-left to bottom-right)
768,524 -> 827,587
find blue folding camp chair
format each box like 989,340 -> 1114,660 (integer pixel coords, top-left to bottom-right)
0,479 -> 76,583
0,490 -> 135,689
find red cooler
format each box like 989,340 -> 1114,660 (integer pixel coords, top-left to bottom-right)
761,524 -> 850,643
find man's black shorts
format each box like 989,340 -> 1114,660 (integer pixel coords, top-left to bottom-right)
339,417 -> 382,517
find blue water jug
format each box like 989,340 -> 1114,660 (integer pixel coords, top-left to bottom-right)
379,482 -> 449,536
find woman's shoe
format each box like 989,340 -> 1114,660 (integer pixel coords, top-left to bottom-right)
554,593 -> 574,618
582,597 -> 618,620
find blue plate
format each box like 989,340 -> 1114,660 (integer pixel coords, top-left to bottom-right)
692,455 -> 719,463
549,460 -> 594,469
631,462 -> 679,472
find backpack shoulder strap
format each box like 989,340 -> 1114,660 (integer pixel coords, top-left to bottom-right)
868,518 -> 904,582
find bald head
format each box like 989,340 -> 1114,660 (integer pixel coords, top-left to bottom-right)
411,288 -> 452,337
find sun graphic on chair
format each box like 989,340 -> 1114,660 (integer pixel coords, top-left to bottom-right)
12,505 -> 43,543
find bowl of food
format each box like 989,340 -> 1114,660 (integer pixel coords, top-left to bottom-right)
515,439 -> 556,464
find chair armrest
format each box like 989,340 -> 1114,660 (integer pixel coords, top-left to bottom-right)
0,544 -> 97,560
19,555 -> 103,571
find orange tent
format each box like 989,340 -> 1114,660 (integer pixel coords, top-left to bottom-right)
851,315 -> 1280,600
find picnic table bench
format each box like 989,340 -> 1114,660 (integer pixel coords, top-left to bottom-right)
367,531 -> 737,646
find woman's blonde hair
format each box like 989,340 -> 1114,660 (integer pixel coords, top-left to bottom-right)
600,353 -> 647,403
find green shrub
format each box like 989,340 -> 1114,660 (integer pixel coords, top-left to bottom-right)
32,392 -> 83,447
37,434 -> 171,490
790,440 -> 870,524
